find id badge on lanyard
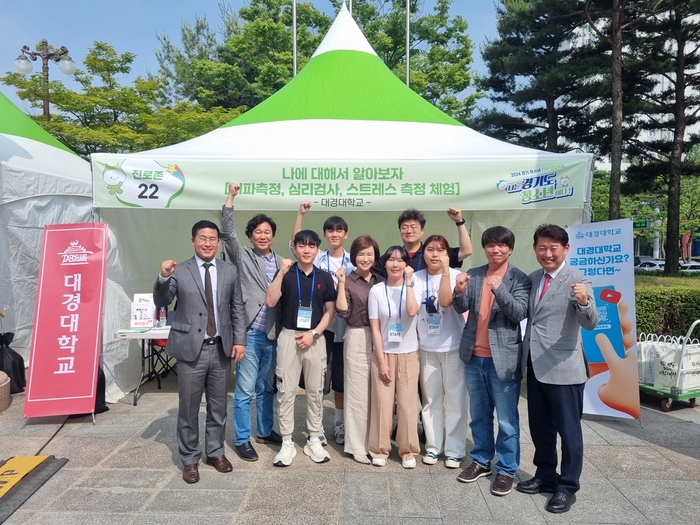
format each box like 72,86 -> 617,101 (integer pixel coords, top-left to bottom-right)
427,314 -> 441,335
297,306 -> 312,329
296,265 -> 316,330
388,322 -> 403,342
385,281 -> 405,343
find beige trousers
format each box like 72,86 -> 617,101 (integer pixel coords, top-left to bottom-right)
276,328 -> 326,441
368,351 -> 420,461
343,326 -> 372,456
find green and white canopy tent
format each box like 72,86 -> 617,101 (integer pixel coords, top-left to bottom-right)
0,91 -> 134,401
92,2 -> 594,282
92,3 -> 593,215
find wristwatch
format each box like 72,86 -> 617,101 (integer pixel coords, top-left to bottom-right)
455,219 -> 466,226
311,330 -> 321,340
406,281 -> 415,288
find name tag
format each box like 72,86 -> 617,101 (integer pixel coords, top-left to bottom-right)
297,306 -> 312,329
427,315 -> 441,335
388,322 -> 403,342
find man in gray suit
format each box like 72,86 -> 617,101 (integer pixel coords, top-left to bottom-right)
154,220 -> 246,484
516,224 -> 598,513
452,226 -> 530,497
221,183 -> 283,462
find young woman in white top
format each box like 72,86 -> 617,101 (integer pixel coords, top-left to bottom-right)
367,245 -> 420,468
413,234 -> 468,469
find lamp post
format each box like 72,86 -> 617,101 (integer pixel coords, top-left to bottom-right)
14,39 -> 77,121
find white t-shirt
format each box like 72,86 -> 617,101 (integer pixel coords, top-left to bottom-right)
413,268 -> 465,352
368,282 -> 418,354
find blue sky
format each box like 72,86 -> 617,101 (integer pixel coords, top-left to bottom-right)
0,0 -> 497,114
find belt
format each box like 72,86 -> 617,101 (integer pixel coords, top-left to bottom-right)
203,336 -> 221,346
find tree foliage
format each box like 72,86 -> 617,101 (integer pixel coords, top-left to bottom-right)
472,0 -> 588,152
154,0 -> 479,120
1,42 -> 241,157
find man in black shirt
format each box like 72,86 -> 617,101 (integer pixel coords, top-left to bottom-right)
265,230 -> 336,467
374,208 -> 473,277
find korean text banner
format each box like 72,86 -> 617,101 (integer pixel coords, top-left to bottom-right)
24,223 -> 109,419
568,219 -> 640,419
92,158 -> 591,211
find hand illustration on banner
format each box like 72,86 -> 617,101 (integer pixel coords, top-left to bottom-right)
592,300 -> 640,419
100,159 -> 185,208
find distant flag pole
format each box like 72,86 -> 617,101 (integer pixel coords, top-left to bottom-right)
349,0 -> 353,16
405,0 -> 410,86
293,0 -> 298,76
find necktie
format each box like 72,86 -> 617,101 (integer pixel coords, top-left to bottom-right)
538,273 -> 551,302
203,263 -> 216,337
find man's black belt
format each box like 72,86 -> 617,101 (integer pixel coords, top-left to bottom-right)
203,336 -> 221,345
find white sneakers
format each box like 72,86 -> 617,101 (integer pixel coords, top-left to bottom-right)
318,427 -> 328,446
422,451 -> 439,465
333,422 -> 345,445
445,457 -> 462,469
304,438 -> 331,463
273,441 -> 297,467
371,457 -> 387,467
402,457 -> 417,469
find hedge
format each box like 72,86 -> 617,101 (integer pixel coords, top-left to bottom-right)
635,277 -> 700,336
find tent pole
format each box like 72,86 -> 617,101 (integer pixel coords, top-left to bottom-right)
293,0 -> 297,77
405,0 -> 410,86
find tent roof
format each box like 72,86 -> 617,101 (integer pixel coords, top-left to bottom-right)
120,2 -> 573,161
225,4 -> 459,128
0,91 -> 74,154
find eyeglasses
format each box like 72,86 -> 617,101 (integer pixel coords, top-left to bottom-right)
400,225 -> 421,233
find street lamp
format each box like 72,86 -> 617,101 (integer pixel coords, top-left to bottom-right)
14,39 -> 77,121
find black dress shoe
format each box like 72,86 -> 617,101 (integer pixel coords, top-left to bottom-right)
256,430 -> 283,445
235,441 -> 259,462
546,491 -> 576,513
516,477 -> 557,494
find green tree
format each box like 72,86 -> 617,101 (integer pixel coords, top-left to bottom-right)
1,42 -> 241,156
155,0 -> 479,120
622,1 -> 700,275
472,0 -> 588,152
344,0 -> 480,120
579,0 -> 672,221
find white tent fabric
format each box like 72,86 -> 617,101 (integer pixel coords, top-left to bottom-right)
0,115 -> 134,403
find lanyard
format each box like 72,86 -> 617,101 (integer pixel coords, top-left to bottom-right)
296,265 -> 315,307
384,281 -> 405,319
326,251 -> 346,273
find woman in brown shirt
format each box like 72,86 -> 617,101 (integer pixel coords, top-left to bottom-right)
335,235 -> 384,464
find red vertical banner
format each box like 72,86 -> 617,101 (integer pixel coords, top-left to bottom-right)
24,223 -> 109,419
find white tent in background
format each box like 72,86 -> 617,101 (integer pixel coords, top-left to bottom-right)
0,92 -> 133,403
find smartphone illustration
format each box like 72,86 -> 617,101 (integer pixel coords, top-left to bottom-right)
581,286 -> 625,362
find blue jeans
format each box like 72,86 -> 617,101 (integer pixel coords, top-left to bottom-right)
233,329 -> 276,446
464,356 -> 521,477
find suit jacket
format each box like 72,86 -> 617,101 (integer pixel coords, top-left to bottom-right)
153,256 -> 246,361
453,263 -> 530,381
220,205 -> 282,340
521,264 -> 598,385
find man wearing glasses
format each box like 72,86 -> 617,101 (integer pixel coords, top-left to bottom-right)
375,208 -> 473,277
220,183 -> 284,463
